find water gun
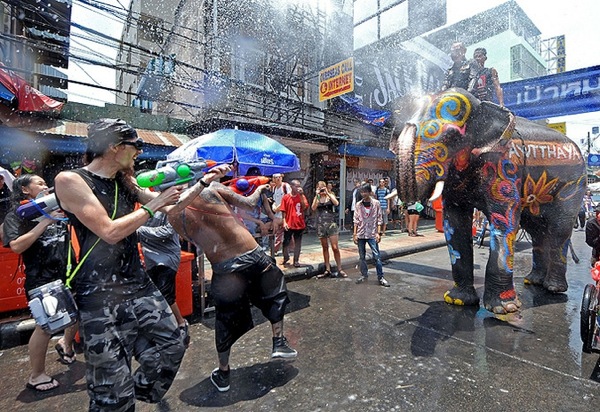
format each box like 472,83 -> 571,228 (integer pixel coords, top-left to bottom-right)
136,159 -> 216,191
225,176 -> 270,196
16,190 -> 63,221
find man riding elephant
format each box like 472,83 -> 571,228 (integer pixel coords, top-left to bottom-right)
391,88 -> 586,314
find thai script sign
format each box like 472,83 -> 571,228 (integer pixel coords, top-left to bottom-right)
503,65 -> 600,120
319,57 -> 354,102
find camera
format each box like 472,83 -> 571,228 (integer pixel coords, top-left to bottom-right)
319,188 -> 326,193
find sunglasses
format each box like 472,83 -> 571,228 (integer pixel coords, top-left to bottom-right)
118,139 -> 144,150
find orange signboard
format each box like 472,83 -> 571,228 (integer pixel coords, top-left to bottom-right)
319,57 -> 354,102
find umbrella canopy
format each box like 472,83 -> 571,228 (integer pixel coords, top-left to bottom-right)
167,129 -> 300,176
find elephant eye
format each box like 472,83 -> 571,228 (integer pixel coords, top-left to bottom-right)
443,128 -> 464,147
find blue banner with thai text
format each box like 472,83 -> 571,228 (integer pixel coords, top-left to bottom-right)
502,65 -> 600,120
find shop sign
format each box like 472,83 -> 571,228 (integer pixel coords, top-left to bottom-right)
319,57 -> 354,102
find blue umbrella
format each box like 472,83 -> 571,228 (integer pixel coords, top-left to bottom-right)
167,129 -> 300,176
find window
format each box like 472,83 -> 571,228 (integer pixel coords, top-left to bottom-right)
353,0 -> 410,49
510,44 -> 546,80
354,0 -> 378,24
231,45 -> 265,87
138,14 -> 164,44
380,3 -> 408,39
354,18 -> 378,50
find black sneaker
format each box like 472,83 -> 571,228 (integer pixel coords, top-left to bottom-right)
378,277 -> 390,287
271,336 -> 297,359
179,321 -> 190,348
355,276 -> 368,284
210,367 -> 230,392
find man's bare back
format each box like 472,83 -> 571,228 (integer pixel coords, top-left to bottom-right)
169,182 -> 266,264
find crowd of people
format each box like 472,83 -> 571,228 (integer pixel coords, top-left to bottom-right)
0,41 -> 512,409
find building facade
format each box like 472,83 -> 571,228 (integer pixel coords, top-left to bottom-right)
0,0 -> 70,101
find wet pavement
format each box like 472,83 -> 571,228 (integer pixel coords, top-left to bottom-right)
2,223 -> 600,410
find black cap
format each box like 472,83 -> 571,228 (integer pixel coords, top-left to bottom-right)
88,118 -> 137,142
86,118 -> 137,157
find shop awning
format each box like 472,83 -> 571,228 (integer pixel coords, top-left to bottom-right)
10,120 -> 190,160
338,143 -> 395,159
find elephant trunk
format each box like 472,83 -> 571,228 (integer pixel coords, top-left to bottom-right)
396,124 -> 418,203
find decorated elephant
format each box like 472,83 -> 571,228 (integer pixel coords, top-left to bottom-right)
391,88 -> 586,314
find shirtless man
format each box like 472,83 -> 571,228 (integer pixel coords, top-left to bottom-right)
169,179 -> 297,393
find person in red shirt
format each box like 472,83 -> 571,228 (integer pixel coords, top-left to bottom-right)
277,179 -> 308,267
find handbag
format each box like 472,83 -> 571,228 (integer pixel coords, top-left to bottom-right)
414,201 -> 424,212
28,279 -> 78,334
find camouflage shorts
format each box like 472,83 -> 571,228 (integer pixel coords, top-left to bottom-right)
79,289 -> 185,411
317,221 -> 339,238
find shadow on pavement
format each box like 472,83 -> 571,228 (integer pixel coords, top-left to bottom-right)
519,284 -> 569,308
16,361 -> 87,404
384,260 -> 453,282
397,298 -> 536,358
179,361 -> 298,407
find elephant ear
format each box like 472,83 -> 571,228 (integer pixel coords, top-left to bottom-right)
469,102 -> 515,155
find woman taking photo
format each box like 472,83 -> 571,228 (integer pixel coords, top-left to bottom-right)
2,174 -> 77,392
312,181 -> 346,278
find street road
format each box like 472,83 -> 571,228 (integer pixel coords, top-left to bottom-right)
1,229 -> 599,411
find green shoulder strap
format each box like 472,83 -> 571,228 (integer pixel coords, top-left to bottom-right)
65,181 -> 118,289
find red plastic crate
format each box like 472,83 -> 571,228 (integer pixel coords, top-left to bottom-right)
0,247 -> 28,313
176,251 -> 195,317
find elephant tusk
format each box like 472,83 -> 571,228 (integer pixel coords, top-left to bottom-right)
429,181 -> 445,201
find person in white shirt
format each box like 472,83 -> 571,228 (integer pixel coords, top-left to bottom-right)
271,173 -> 292,253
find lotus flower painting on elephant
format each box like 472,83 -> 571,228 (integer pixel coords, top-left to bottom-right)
391,88 -> 586,314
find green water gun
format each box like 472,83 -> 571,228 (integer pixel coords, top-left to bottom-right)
137,159 -> 216,191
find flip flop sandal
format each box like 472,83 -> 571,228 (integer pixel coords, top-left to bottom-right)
317,270 -> 332,279
55,343 -> 76,365
26,378 -> 59,392
338,271 -> 348,278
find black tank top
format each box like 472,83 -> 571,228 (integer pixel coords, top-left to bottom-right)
473,67 -> 495,102
316,197 -> 336,225
58,168 -> 153,310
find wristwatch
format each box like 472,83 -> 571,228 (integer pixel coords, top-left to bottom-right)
199,179 -> 210,187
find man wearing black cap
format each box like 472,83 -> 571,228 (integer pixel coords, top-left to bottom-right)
585,205 -> 600,267
472,47 -> 505,106
55,118 -> 231,411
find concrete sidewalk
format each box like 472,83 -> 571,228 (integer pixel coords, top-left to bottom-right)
0,220 -> 447,348
263,219 -> 445,282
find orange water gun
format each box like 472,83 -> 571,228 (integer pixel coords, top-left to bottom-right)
225,176 -> 270,196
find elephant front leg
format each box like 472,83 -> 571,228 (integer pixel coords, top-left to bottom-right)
443,209 -> 480,306
483,224 -> 521,314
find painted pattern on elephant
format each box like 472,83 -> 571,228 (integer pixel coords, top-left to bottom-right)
393,88 -> 586,314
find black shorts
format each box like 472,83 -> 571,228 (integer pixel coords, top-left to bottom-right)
211,247 -> 290,353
